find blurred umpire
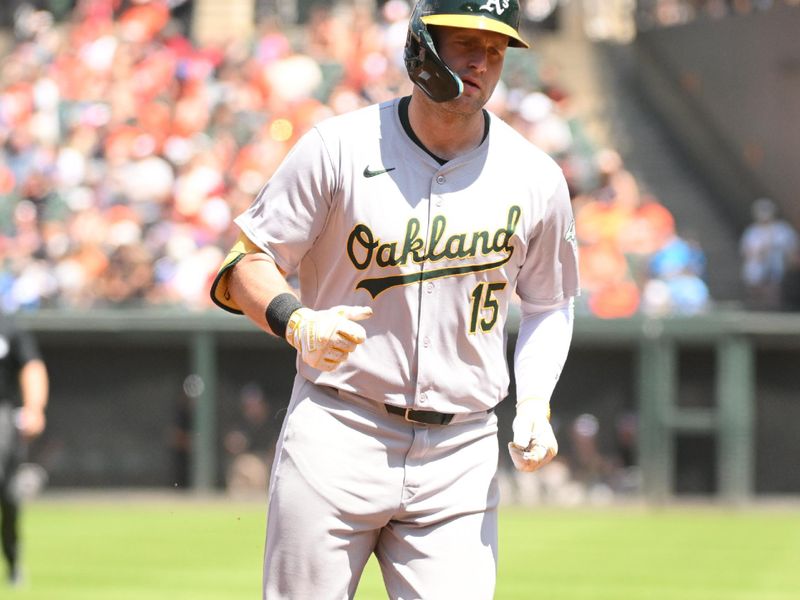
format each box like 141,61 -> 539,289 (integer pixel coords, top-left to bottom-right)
0,311 -> 48,587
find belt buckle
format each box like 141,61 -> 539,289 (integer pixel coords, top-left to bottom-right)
403,408 -> 424,424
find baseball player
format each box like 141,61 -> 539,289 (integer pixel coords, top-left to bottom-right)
0,311 -> 48,587
210,0 -> 579,597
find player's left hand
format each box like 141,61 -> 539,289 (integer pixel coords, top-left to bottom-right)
508,397 -> 557,472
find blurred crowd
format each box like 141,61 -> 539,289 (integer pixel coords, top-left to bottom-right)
635,0 -> 800,28
571,148 -> 711,318
0,0 -> 718,317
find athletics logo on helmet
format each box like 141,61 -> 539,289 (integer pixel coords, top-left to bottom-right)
479,0 -> 510,16
404,0 -> 529,103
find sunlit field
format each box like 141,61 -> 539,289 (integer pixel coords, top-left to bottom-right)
10,494 -> 800,599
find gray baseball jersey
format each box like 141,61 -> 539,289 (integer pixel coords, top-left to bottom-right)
236,97 -> 579,413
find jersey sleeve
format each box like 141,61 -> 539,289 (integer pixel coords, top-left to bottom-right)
8,320 -> 41,368
516,174 -> 580,305
209,232 -> 263,314
234,127 -> 337,275
513,299 -> 574,404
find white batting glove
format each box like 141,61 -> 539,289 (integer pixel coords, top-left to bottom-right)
508,398 -> 558,472
285,305 -> 372,372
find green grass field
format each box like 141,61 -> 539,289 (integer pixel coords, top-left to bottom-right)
9,495 -> 800,599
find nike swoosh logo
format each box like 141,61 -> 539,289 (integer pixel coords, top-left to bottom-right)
363,166 -> 396,178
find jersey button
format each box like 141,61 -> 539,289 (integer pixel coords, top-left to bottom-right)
426,282 -> 434,294
436,175 -> 446,184
419,393 -> 427,404
423,337 -> 431,348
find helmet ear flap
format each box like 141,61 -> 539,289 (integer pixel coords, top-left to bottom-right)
404,10 -> 463,102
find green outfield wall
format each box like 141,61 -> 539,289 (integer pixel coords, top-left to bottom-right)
16,309 -> 800,503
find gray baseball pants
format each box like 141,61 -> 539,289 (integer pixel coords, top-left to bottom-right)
262,376 -> 500,599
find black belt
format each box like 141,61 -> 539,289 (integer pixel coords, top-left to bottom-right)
385,404 -> 493,426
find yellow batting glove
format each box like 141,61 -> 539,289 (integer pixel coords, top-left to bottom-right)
286,305 -> 372,372
508,397 -> 557,472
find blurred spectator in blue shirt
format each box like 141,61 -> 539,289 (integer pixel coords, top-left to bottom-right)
649,233 -> 706,282
740,197 -> 800,311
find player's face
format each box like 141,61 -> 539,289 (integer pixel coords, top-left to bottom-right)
433,26 -> 509,114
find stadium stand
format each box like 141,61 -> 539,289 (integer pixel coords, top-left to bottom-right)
635,0 -> 800,29
0,0 -> 714,318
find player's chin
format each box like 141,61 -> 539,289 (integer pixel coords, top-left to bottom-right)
447,93 -> 487,115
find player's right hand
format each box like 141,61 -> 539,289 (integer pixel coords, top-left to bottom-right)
285,305 -> 372,371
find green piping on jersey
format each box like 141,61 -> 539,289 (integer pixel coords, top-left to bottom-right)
209,233 -> 261,315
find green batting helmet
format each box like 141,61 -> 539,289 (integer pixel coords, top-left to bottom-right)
404,0 -> 530,103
